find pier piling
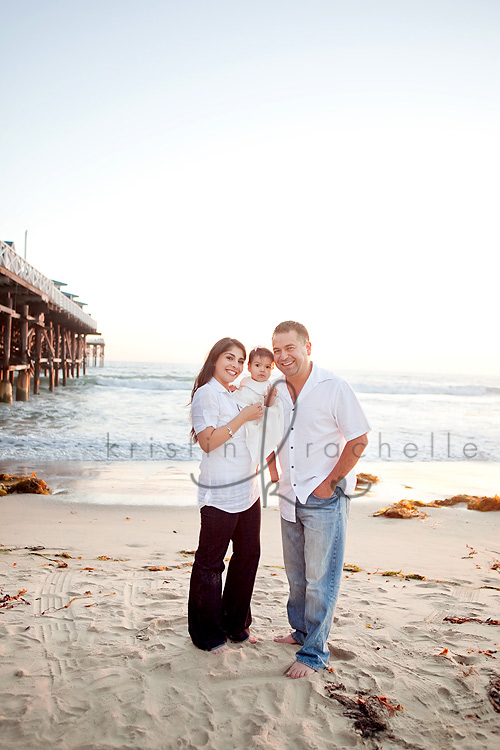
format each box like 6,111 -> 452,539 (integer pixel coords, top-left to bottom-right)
0,379 -> 12,404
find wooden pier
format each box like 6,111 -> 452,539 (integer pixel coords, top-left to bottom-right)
86,337 -> 105,367
0,240 -> 101,403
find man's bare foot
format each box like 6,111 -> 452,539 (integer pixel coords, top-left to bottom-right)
274,633 -> 299,645
285,661 -> 316,679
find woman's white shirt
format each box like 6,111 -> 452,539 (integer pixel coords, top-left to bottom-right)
191,378 -> 259,513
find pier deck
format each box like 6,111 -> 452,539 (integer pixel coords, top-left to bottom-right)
0,240 -> 101,402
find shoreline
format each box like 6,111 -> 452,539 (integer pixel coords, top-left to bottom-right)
1,458 -> 499,507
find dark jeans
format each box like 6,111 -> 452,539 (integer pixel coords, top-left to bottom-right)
188,499 -> 261,651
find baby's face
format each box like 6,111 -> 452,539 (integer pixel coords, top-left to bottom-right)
249,357 -> 274,382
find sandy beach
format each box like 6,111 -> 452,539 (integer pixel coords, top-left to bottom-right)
1,461 -> 499,749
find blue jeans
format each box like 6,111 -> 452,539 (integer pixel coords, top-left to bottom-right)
280,487 -> 349,671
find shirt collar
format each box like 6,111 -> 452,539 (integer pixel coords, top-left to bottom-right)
276,362 -> 336,402
209,376 -> 232,394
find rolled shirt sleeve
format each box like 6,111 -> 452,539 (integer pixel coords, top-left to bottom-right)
191,386 -> 220,435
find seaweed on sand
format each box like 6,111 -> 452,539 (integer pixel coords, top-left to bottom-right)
0,472 -> 51,496
430,494 -> 500,512
374,494 -> 500,518
373,500 -> 427,519
488,676 -> 500,713
324,684 -> 404,740
356,472 -> 380,486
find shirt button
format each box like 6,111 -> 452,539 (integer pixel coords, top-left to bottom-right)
291,466 -> 294,469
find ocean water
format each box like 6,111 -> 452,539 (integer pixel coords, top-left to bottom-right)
0,361 -> 499,464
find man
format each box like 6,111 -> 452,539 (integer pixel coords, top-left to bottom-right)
272,321 -> 370,678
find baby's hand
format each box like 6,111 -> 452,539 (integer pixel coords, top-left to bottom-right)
241,403 -> 264,422
265,384 -> 277,407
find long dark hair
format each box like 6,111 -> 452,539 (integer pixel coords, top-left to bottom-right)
190,337 -> 246,443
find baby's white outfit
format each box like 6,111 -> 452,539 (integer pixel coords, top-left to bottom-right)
233,377 -> 284,472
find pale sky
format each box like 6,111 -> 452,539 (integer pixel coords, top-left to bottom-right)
1,0 -> 499,374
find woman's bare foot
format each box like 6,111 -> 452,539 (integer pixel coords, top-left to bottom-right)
285,661 -> 316,679
228,628 -> 256,644
209,643 -> 235,655
274,633 -> 299,644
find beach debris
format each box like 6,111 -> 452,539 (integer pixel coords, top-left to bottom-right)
461,545 -> 477,559
178,549 -> 196,555
373,500 -> 427,519
376,696 -> 405,715
356,472 -> 380,486
135,625 -> 151,641
40,591 -> 116,615
438,648 -> 449,656
29,551 -> 62,562
0,472 -> 51,496
432,494 -> 500,512
488,677 -> 500,713
324,684 -> 404,739
379,570 -> 402,577
443,616 -> 500,626
343,565 -> 427,581
468,649 -> 497,659
0,588 -> 30,611
374,493 -> 500,519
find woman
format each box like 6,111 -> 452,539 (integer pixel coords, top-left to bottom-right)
188,338 -> 264,651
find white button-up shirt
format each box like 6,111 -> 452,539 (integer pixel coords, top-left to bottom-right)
191,378 -> 259,513
276,363 -> 371,522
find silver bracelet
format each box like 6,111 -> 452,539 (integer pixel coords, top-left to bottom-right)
226,426 -> 233,438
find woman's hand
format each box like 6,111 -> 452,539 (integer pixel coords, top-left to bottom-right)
240,403 -> 264,422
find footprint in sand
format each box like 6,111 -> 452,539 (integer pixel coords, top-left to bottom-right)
328,645 -> 356,661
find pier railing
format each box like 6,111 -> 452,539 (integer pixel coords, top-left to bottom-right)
0,240 -> 97,330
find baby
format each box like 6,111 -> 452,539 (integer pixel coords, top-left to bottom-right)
233,346 -> 284,482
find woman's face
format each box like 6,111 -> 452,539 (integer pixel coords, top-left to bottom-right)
213,347 -> 246,388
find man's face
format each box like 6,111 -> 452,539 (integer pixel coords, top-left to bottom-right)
272,330 -> 311,380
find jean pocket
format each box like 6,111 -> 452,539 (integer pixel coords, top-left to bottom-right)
311,483 -> 340,500
308,487 -> 340,507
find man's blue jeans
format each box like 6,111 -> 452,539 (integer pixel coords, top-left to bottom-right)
280,486 -> 349,671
